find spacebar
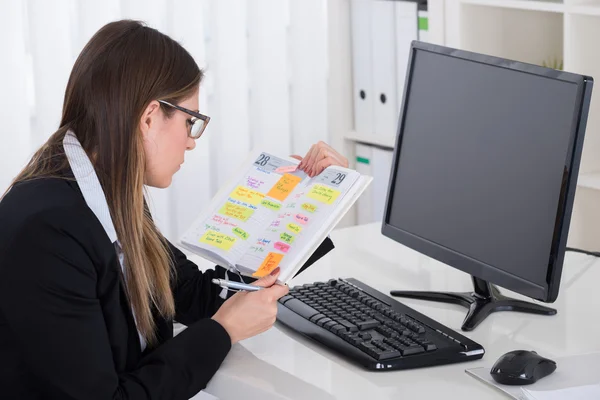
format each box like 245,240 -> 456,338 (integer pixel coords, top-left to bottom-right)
284,299 -> 319,320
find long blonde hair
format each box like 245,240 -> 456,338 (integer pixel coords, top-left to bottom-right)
8,20 -> 203,346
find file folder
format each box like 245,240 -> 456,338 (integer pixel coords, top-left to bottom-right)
354,143 -> 374,224
350,0 -> 375,136
395,1 -> 419,98
371,0 -> 398,137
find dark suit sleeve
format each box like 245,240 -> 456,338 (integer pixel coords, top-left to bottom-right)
169,236 -> 335,322
0,207 -> 230,400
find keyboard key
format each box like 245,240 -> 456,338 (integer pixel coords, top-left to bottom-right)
356,320 -> 379,330
316,317 -> 332,327
377,350 -> 402,361
279,295 -> 294,304
422,341 -> 437,351
324,321 -> 338,330
337,319 -> 359,332
401,345 -> 425,356
309,314 -> 326,323
359,332 -> 372,341
331,324 -> 345,334
284,299 -> 319,320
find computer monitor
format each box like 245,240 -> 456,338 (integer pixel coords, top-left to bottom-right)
382,41 -> 594,331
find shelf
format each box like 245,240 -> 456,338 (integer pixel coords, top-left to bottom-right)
569,4 -> 600,16
460,0 -> 565,13
577,172 -> 600,190
344,131 -> 396,149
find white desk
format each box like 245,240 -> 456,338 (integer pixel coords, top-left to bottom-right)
188,222 -> 600,400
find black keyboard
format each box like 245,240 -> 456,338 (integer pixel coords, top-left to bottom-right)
276,278 -> 485,370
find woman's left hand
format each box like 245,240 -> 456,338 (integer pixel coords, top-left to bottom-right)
292,141 -> 349,178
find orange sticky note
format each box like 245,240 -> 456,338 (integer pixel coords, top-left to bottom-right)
252,252 -> 284,277
266,173 -> 302,202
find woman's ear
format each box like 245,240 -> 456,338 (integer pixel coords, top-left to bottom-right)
139,100 -> 161,137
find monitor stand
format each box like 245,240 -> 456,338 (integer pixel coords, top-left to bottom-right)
390,276 -> 557,331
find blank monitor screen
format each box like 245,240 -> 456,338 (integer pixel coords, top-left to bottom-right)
385,44 -> 587,301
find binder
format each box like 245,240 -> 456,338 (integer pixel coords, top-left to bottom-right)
350,0 -> 375,136
395,1 -> 419,98
371,0 -> 398,137
418,3 -> 429,43
371,146 -> 394,222
354,143 -> 374,224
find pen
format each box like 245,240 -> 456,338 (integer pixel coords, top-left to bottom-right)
211,278 -> 263,292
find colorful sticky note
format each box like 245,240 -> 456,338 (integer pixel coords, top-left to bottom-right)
199,230 -> 237,251
301,203 -> 317,213
232,227 -> 249,240
252,252 -> 285,277
306,184 -> 341,205
275,165 -> 298,173
219,202 -> 255,222
266,173 -> 302,202
280,232 -> 295,244
229,185 -> 265,205
294,214 -> 309,225
260,198 -> 282,211
274,241 -> 290,253
287,223 -> 301,234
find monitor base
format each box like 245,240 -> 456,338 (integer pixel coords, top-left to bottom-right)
389,276 -> 556,331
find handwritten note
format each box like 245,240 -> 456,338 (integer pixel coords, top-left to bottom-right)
301,203 -> 317,213
211,215 -> 237,227
199,230 -> 237,251
280,232 -> 295,244
229,185 -> 265,205
266,173 -> 302,202
294,214 -> 309,225
252,252 -> 284,277
274,241 -> 290,253
306,184 -> 341,205
261,198 -> 282,211
232,227 -> 249,240
246,176 -> 265,189
287,223 -> 301,234
219,202 -> 255,222
275,165 -> 297,173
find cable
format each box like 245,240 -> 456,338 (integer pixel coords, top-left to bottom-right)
566,247 -> 600,257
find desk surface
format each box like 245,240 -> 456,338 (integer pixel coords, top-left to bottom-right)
188,222 -> 600,400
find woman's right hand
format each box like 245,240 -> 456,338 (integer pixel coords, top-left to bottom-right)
211,268 -> 289,344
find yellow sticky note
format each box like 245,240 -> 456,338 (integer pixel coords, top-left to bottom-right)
229,185 -> 265,205
260,198 -> 282,211
301,203 -> 317,213
252,252 -> 285,277
306,184 -> 341,205
266,173 -> 302,202
232,227 -> 249,240
219,202 -> 255,222
287,223 -> 302,234
280,232 -> 295,244
199,230 -> 237,251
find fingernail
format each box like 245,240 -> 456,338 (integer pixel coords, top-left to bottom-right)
270,267 -> 280,276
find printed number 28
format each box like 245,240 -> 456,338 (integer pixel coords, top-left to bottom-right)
331,173 -> 346,185
255,154 -> 270,166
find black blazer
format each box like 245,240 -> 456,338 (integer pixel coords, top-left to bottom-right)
0,175 -> 334,399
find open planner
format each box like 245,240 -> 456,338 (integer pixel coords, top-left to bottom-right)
179,150 -> 372,283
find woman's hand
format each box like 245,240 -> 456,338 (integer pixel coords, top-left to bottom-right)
211,268 -> 288,344
294,141 -> 349,178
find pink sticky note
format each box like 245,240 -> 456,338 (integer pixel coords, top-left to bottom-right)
294,214 -> 309,225
274,241 -> 290,253
275,165 -> 297,173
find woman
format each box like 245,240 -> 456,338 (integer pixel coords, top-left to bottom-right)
0,20 -> 348,399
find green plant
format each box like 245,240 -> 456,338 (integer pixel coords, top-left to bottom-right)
542,56 -> 563,71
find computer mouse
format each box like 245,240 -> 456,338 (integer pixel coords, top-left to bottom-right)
490,350 -> 556,385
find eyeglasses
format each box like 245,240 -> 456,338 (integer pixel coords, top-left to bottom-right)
158,100 -> 210,139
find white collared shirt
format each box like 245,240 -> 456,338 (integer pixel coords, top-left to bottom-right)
63,131 -> 147,351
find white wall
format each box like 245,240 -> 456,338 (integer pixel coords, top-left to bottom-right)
0,0 -> 352,241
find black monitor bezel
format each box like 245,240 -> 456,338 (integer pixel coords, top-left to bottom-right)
381,41 -> 593,303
